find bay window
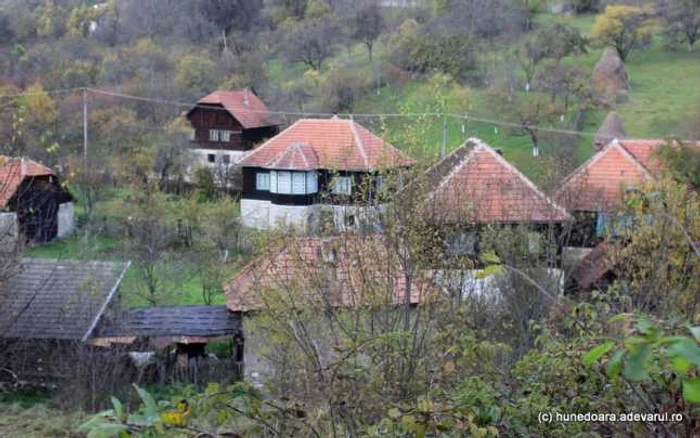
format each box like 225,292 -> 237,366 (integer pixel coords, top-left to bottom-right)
256,172 -> 270,191
266,170 -> 318,195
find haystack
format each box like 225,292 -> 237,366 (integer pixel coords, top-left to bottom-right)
593,47 -> 630,96
593,111 -> 626,151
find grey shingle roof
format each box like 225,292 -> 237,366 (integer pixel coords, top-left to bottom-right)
95,305 -> 242,338
0,258 -> 130,341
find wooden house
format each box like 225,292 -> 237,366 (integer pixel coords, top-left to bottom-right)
555,139 -> 698,247
0,258 -> 243,401
224,235 -> 434,385
418,138 -> 570,262
237,118 -> 414,231
0,157 -> 74,243
186,89 -> 279,168
556,138 -> 699,290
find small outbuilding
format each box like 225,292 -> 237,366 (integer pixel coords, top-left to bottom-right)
0,157 -> 74,243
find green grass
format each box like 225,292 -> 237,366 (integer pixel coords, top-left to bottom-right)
0,402 -> 84,437
351,12 -> 700,180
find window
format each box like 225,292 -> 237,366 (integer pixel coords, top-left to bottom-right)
207,154 -> 216,163
220,130 -> 231,142
306,172 -> 318,194
276,171 -> 292,194
527,232 -> 541,254
332,176 -> 352,195
446,232 -> 477,257
256,172 -> 270,191
376,175 -> 385,191
222,154 -> 231,165
292,172 -> 306,194
209,129 -> 219,142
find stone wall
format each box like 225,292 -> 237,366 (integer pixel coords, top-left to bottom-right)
57,202 -> 75,238
0,212 -> 18,251
240,199 -> 318,231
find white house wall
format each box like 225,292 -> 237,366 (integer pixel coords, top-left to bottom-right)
240,199 -> 383,232
57,202 -> 75,238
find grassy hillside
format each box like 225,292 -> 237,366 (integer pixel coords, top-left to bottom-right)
349,13 -> 700,180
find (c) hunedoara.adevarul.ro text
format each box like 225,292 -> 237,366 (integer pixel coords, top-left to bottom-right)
538,411 -> 684,424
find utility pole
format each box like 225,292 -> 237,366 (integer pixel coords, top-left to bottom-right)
441,117 -> 447,158
82,87 -> 88,167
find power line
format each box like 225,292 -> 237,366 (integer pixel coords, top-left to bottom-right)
87,88 -> 604,139
0,85 -> 665,142
0,87 -> 84,99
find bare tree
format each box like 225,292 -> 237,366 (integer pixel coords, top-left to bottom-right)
348,1 -> 384,61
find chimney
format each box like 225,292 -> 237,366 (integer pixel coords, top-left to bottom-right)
243,89 -> 249,107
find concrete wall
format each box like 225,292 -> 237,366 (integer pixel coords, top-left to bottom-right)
190,148 -> 248,167
0,212 -> 18,251
240,199 -> 383,232
57,202 -> 74,238
240,199 -> 318,231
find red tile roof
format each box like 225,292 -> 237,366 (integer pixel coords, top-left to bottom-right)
224,236 -> 433,313
424,139 -> 570,223
195,89 -> 278,129
238,119 -> 415,171
0,157 -> 55,209
266,142 -> 319,170
555,139 -> 700,212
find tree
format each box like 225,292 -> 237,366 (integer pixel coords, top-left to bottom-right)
122,190 -> 179,305
280,17 -> 340,71
349,1 -> 384,61
518,23 -> 588,89
659,0 -> 700,51
657,140 -> 700,188
486,83 -> 563,157
592,5 -> 656,61
175,55 -> 219,92
67,5 -> 96,38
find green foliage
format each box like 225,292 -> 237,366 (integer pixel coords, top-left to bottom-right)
657,140 -> 700,188
592,5 -> 656,61
389,21 -> 478,80
174,55 -> 218,92
587,316 -> 700,405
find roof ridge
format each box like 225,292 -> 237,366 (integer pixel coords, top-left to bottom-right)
241,120 -> 302,166
611,140 -> 655,179
349,120 -> 370,170
81,260 -> 131,342
557,141 -> 651,198
426,142 -> 477,204
473,139 -> 571,220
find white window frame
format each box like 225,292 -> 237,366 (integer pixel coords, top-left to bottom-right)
332,176 -> 352,195
276,171 -> 292,194
209,129 -> 219,142
256,172 -> 270,191
220,130 -> 231,142
306,171 -> 318,194
292,172 -> 306,194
